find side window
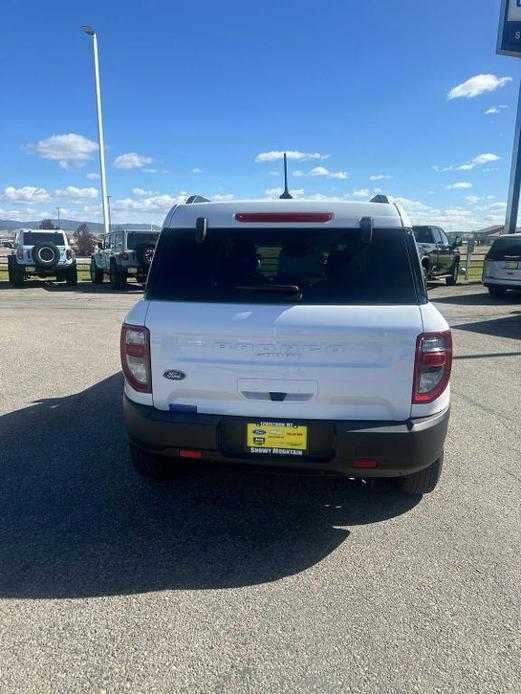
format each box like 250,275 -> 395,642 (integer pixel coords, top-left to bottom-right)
116,232 -> 124,251
438,229 -> 449,245
105,234 -> 112,249
433,228 -> 442,244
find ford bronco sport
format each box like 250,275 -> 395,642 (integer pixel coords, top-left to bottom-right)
121,197 -> 452,495
8,229 -> 77,287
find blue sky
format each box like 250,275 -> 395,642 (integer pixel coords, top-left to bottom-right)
1,0 -> 519,230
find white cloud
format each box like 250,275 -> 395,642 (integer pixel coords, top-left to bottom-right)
434,152 -> 500,173
1,186 -> 51,203
192,167 -> 202,174
142,168 -> 157,173
352,189 -> 370,197
485,105 -> 508,115
264,188 -> 304,199
255,150 -> 330,163
393,197 -> 432,212
465,195 -> 481,204
113,152 -> 154,170
209,194 -> 235,201
293,166 -> 349,179
446,182 -> 472,190
448,74 -> 512,100
86,172 -> 100,180
457,153 -> 500,170
24,133 -> 98,169
369,174 -> 393,181
55,186 -> 98,200
132,188 -> 154,196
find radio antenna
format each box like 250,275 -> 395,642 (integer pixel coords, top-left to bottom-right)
279,152 -> 293,199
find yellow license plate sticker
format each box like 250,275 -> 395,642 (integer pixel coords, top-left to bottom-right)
247,422 -> 308,456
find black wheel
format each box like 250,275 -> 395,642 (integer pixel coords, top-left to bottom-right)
66,266 -> 78,286
130,444 -> 180,480
11,268 -> 24,288
398,454 -> 443,496
446,260 -> 459,286
90,260 -> 104,284
488,286 -> 506,298
31,241 -> 60,269
110,262 -> 126,289
135,242 -> 156,269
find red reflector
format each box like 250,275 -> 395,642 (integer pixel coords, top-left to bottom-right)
180,449 -> 202,459
353,459 -> 378,469
422,352 -> 447,367
235,212 -> 333,223
121,252 -> 129,260
125,343 -> 145,357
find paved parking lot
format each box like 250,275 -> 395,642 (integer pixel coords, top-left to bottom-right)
0,280 -> 520,693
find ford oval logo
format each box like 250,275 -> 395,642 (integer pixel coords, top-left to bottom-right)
253,428 -> 266,435
163,369 -> 186,381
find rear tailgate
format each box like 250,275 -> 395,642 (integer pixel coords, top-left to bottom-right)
146,302 -> 423,421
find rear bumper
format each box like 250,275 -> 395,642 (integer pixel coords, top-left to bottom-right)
483,278 -> 521,290
123,396 -> 450,477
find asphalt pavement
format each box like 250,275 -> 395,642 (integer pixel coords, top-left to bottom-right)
0,280 -> 519,693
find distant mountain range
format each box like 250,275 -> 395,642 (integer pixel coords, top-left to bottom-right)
0,219 -> 160,233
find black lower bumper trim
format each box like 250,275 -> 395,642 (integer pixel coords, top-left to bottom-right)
123,396 -> 449,477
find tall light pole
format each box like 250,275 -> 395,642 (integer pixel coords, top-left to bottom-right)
56,207 -> 61,229
82,25 -> 110,238
107,194 -> 112,233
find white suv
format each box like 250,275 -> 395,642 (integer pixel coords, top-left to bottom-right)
482,234 -> 521,297
121,197 -> 452,495
8,229 -> 77,287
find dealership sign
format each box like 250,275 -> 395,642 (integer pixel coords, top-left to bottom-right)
498,0 -> 521,57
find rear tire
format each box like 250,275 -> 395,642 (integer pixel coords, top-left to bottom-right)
398,454 -> 443,495
446,260 -> 459,286
66,266 -> 78,286
90,260 -> 104,284
11,268 -> 24,288
488,285 -> 506,298
110,262 -> 126,289
130,444 -> 180,480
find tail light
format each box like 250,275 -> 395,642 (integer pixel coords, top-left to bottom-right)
235,212 -> 333,223
412,331 -> 452,404
66,249 -> 74,260
16,248 -> 23,259
121,252 -> 129,260
120,324 -> 151,393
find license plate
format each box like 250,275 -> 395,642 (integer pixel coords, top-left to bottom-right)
247,421 -> 308,456
25,266 -> 36,272
505,261 -> 519,270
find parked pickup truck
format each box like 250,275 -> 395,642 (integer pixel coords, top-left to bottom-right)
412,226 -> 462,285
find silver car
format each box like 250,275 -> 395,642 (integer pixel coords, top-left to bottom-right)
483,234 -> 521,297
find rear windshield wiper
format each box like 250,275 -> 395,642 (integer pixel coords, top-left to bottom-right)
235,284 -> 302,297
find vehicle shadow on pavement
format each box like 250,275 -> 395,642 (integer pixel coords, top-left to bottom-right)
452,313 -> 521,340
0,374 -> 419,599
432,290 -> 521,306
0,280 -> 144,294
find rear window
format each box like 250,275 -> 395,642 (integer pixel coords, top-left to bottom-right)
23,232 -> 66,246
146,227 -> 419,305
127,232 -> 159,249
487,236 -> 521,260
412,227 -> 434,243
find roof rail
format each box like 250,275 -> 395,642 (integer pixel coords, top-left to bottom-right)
185,195 -> 211,204
369,194 -> 391,204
